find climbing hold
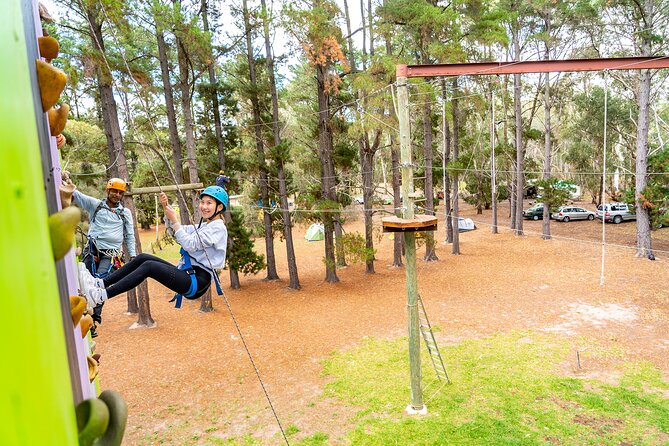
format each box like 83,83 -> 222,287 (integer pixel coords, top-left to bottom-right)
36,59 -> 67,111
48,206 -> 81,260
48,103 -> 69,135
70,295 -> 87,326
97,390 -> 129,446
38,2 -> 54,23
87,355 -> 99,382
75,398 -> 109,446
38,36 -> 59,62
92,353 -> 101,364
80,314 -> 94,338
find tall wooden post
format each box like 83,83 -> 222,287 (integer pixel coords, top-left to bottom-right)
396,67 -> 425,413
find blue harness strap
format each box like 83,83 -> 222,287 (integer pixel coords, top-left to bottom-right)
169,248 -> 198,308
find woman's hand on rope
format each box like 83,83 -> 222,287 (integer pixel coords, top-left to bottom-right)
159,192 -> 178,226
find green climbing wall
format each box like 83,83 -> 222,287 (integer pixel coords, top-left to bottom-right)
0,1 -> 77,444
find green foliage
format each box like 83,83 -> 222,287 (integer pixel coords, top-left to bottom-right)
226,207 -> 265,275
322,332 -> 669,445
621,147 -> 669,229
340,232 -> 376,264
535,177 -> 575,210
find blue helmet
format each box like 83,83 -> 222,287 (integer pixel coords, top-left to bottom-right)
200,185 -> 229,211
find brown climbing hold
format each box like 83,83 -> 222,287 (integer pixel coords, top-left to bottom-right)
87,355 -> 99,382
38,3 -> 54,23
36,59 -> 67,111
48,103 -> 69,135
92,353 -> 101,364
70,295 -> 87,326
80,314 -> 94,338
38,36 -> 60,62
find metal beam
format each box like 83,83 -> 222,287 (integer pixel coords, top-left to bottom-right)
397,56 -> 669,78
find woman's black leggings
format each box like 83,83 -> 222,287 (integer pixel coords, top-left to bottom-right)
102,253 -> 211,300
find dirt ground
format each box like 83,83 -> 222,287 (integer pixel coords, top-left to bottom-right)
97,200 -> 669,445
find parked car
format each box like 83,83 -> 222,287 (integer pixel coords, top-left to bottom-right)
596,203 -> 636,224
551,206 -> 596,222
353,195 -> 364,205
523,204 -> 545,220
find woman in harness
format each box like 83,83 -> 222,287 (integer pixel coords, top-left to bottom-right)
80,186 -> 228,309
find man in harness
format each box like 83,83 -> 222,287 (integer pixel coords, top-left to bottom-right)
73,177 -> 137,337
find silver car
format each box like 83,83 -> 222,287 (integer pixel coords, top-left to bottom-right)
551,206 -> 596,222
596,203 -> 636,224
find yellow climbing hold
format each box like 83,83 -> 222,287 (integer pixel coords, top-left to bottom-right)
36,59 -> 67,111
80,314 -> 94,338
48,206 -> 81,260
48,103 -> 69,135
70,295 -> 87,326
38,36 -> 59,62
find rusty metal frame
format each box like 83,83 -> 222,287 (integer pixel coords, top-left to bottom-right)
397,56 -> 669,78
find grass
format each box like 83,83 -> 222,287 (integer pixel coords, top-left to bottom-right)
149,332 -> 667,445
321,332 -> 669,446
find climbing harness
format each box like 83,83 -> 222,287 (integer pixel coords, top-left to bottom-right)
82,236 -> 123,278
169,247 -> 199,308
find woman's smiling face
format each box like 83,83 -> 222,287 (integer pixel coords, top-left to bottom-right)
199,195 -> 220,219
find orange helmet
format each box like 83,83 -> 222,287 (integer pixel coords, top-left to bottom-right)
105,178 -> 127,192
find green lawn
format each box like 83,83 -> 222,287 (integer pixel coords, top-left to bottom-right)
319,332 -> 668,446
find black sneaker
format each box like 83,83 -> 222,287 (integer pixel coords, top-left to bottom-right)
90,323 -> 99,338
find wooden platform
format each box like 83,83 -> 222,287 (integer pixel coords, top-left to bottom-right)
381,215 -> 438,232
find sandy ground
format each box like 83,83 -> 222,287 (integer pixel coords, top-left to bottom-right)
95,200 -> 669,445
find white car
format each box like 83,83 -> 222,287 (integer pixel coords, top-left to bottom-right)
550,206 -> 596,222
596,203 -> 636,224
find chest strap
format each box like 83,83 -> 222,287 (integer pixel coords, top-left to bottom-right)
169,248 -> 198,308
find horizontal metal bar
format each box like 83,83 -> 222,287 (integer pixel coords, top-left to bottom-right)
397,56 -> 669,78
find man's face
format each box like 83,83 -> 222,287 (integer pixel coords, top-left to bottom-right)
107,188 -> 124,205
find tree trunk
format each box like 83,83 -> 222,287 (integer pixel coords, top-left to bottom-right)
635,67 -> 655,259
155,28 -> 189,224
359,0 -> 367,70
541,19 -> 552,240
242,0 -> 279,280
385,32 -> 402,267
367,0 -> 374,57
422,95 -> 438,261
441,81 -> 453,243
316,65 -> 339,283
512,22 -> 524,236
199,287 -> 213,312
201,0 -> 227,173
342,0 -> 355,70
451,78 -> 460,255
359,130 -> 381,274
86,4 -> 153,326
173,0 -> 200,221
489,83 -> 498,235
260,0 -> 300,288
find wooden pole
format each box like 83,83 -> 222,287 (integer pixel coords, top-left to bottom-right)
126,182 -> 203,195
397,69 -> 425,413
